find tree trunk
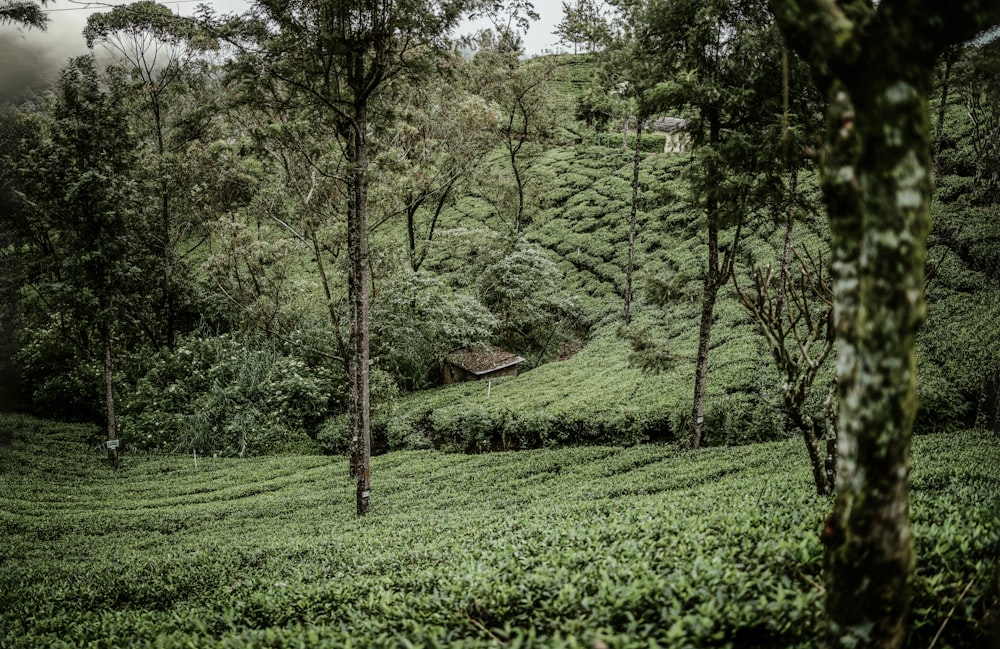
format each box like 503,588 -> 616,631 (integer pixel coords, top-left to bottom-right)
979,366 -> 1000,435
308,223 -> 348,373
760,5 -> 1000,645
161,186 -> 175,351
775,169 -> 797,323
102,326 -> 118,469
406,198 -> 421,272
933,47 -> 957,175
687,112 -> 727,451
151,100 -> 175,351
511,140 -> 525,235
346,105 -> 372,516
819,74 -> 929,649
623,121 -> 642,324
687,268 -> 717,450
787,404 -> 831,495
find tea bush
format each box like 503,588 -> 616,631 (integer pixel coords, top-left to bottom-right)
1,416 -> 996,648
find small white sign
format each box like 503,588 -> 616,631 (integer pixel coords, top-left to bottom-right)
106,439 -> 120,449
696,416 -> 704,424
361,491 -> 370,499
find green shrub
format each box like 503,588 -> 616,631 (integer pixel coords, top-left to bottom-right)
14,321 -> 103,421
121,335 -> 335,456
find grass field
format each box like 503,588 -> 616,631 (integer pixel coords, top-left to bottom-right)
1,414 -> 998,648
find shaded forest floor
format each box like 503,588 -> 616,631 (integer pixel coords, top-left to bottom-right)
1,414 -> 997,648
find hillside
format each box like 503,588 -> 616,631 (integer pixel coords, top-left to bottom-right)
2,415 -> 997,647
358,138 -> 831,453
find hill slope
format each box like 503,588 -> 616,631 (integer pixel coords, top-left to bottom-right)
366,142 -> 828,452
2,415 -> 997,648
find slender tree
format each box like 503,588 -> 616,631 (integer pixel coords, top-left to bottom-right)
734,247 -> 836,494
640,0 -> 784,449
622,118 -> 641,324
766,2 -> 1000,647
371,70 -> 495,273
85,1 -> 202,351
233,0 -> 474,515
471,29 -> 559,235
554,0 -> 611,54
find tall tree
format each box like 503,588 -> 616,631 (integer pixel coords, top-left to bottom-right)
554,0 -> 611,54
85,1 -> 201,351
640,0 -> 785,449
766,2 -> 1000,647
470,28 -> 559,236
17,57 -> 137,466
233,0 -> 473,515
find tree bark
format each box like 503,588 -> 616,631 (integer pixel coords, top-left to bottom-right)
933,47 -> 957,175
788,405 -> 831,495
687,265 -> 717,450
308,223 -> 348,373
774,169 -> 797,323
152,99 -> 176,351
102,326 -> 118,469
761,3 -> 1000,645
979,366 -> 1000,435
687,112 -> 737,450
623,120 -> 642,324
819,77 -> 926,645
346,104 -> 372,516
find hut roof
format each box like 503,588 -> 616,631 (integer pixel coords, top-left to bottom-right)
446,346 -> 526,375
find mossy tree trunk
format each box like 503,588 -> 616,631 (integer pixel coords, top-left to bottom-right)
767,2 -> 1000,647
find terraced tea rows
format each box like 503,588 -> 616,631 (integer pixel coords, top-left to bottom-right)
1,415 -> 997,647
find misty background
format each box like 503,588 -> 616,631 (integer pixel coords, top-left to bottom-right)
0,0 -> 564,107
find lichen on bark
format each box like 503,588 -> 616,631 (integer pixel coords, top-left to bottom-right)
767,2 -> 1000,647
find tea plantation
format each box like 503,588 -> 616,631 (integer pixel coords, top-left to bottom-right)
1,415 -> 997,648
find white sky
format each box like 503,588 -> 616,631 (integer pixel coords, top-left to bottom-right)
0,0 -> 565,103
4,0 -> 564,57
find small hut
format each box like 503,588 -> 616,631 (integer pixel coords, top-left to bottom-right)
444,346 -> 526,384
648,116 -> 690,153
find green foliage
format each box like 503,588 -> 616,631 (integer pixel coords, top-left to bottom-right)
363,316 -> 786,454
2,37 -> 994,460
477,240 -> 580,357
919,39 -> 1000,431
593,131 -> 670,153
1,416 -> 996,648
373,271 -> 497,390
120,335 -> 336,455
12,319 -> 102,421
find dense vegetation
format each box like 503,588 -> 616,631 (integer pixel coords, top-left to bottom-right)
0,11 -> 996,458
3,3 -> 1000,645
1,415 -> 997,647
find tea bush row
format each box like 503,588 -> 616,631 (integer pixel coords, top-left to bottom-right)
2,417 -> 996,647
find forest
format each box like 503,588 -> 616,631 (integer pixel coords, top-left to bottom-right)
1,0 -> 999,647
